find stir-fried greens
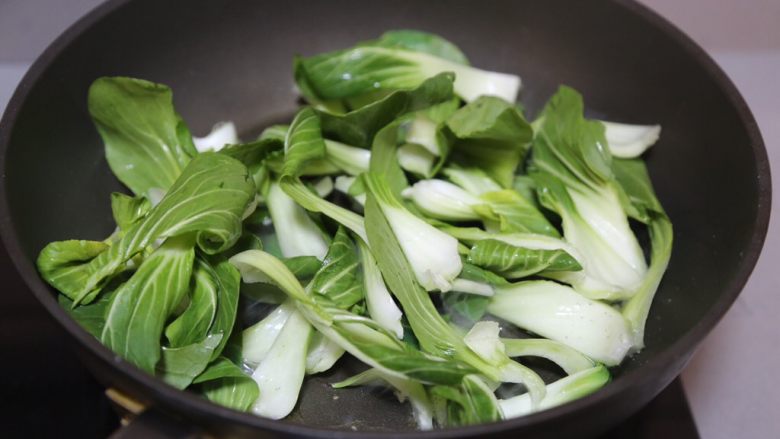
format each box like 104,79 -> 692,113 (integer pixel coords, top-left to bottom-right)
37,30 -> 672,429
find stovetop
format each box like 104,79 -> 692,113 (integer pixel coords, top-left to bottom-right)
0,239 -> 699,438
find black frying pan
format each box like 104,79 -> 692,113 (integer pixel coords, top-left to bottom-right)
0,0 -> 770,437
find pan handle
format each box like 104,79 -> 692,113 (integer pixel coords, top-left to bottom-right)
106,388 -> 201,439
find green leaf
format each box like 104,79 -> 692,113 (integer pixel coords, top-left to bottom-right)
282,108 -> 327,177
474,189 -> 560,237
157,333 -> 223,389
441,293 -> 490,324
88,77 -> 196,196
430,375 -> 502,427
612,157 -> 665,223
37,240 -> 109,298
165,259 -> 218,348
531,86 -> 613,192
310,227 -> 364,309
282,255 -> 323,279
318,73 -> 456,148
468,239 -> 581,278
218,137 -> 282,170
193,357 -> 259,412
101,235 -> 195,373
368,120 -> 410,199
512,175 -> 540,209
58,282 -> 119,338
295,43 -> 517,105
259,124 -> 290,142
446,96 -> 533,187
205,256 -> 242,361
459,262 -> 509,286
417,98 -> 462,124
363,30 -> 470,65
38,153 -> 255,305
110,193 -> 151,230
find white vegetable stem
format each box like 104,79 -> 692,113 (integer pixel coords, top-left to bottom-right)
487,281 -> 632,366
401,179 -> 481,221
404,115 -> 441,156
443,167 -> 502,196
557,187 -> 648,299
242,300 -> 296,367
464,321 -> 506,365
250,309 -> 312,419
499,365 -> 610,418
399,50 -> 521,102
267,181 -> 329,259
601,121 -> 661,158
397,144 -> 435,177
382,203 -> 462,291
450,278 -> 495,296
193,121 -> 238,153
324,139 -> 370,176
305,331 -> 345,374
312,177 -> 334,198
358,240 -> 404,338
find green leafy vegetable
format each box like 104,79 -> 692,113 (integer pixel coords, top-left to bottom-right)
530,87 -> 648,300
101,235 -> 195,373
38,153 -> 254,305
616,159 -> 673,349
194,357 -> 260,411
88,77 -> 197,196
446,96 -> 532,187
229,250 -> 476,385
157,333 -> 223,389
39,33 -> 673,428
318,73 -> 456,148
295,42 -> 518,107
365,30 -> 470,65
110,192 -> 151,230
310,227 -> 364,309
467,239 -> 581,278
430,375 -> 502,427
282,255 -> 323,279
473,190 -> 559,237
165,259 -> 218,348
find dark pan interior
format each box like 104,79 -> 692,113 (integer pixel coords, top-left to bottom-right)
0,0 -> 769,437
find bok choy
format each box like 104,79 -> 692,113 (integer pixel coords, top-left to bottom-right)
37,28 -> 671,431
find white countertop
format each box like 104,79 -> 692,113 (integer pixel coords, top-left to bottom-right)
1,1 -> 778,437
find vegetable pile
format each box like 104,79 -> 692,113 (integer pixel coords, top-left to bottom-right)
37,30 -> 672,429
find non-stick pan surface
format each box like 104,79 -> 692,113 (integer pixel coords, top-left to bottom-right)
0,0 -> 770,437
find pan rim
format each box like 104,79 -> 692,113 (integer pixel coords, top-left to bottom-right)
0,0 -> 771,436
